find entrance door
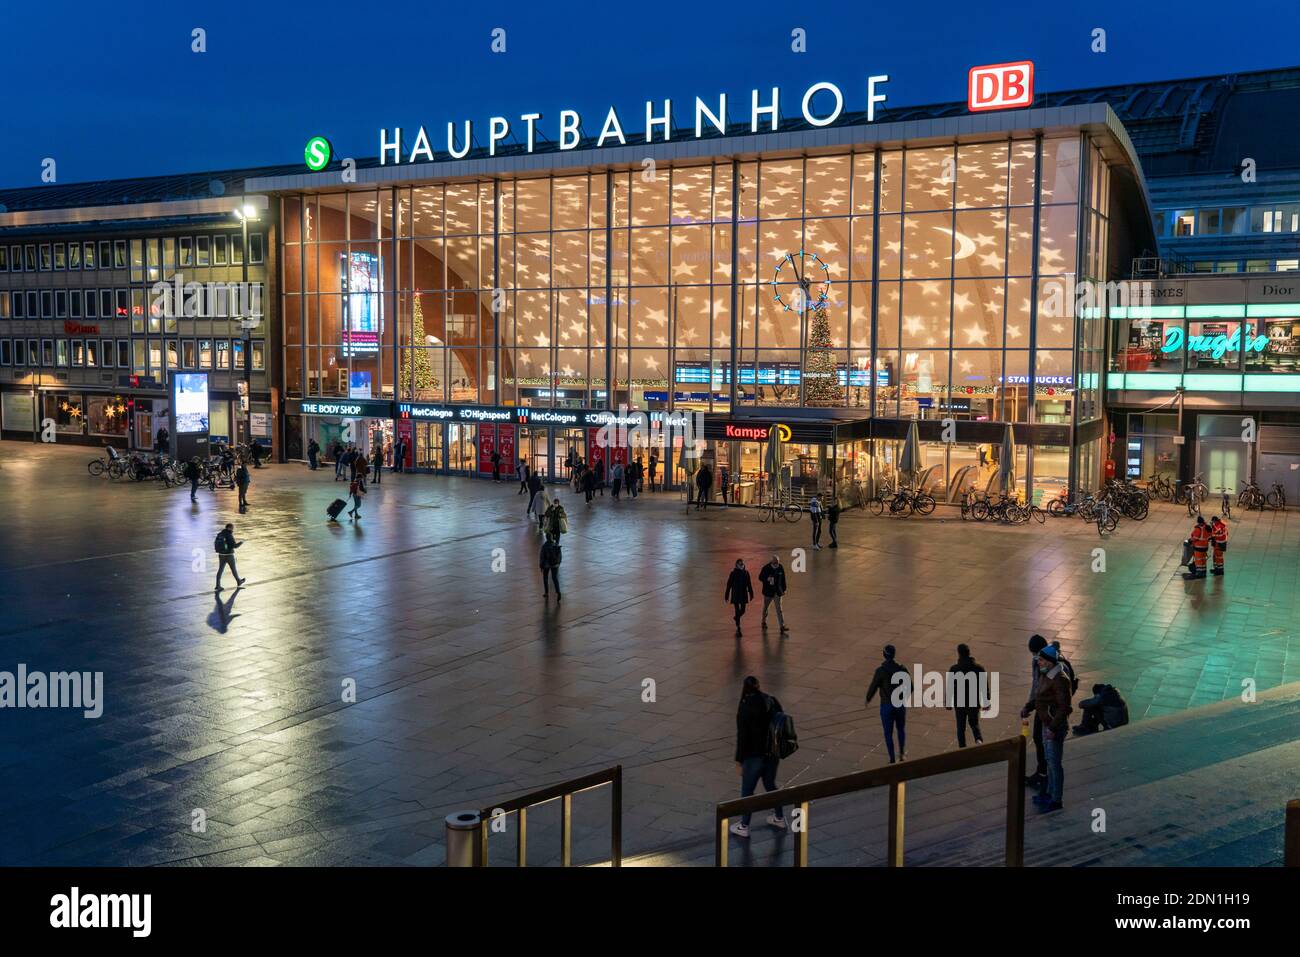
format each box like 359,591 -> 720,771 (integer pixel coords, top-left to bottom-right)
448,423 -> 476,474
416,422 -> 444,470
555,428 -> 585,477
519,426 -> 549,479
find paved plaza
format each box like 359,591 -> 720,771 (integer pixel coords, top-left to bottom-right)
1,442 -> 1298,867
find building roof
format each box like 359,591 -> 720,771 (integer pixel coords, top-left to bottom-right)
2,65 -> 1297,216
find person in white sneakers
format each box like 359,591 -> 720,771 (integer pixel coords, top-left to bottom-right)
729,676 -> 787,838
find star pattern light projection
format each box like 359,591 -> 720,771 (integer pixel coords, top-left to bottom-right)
342,138 -> 1082,412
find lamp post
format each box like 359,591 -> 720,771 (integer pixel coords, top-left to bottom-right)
233,203 -> 259,450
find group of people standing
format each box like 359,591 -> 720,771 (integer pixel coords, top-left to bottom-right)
563,452 -> 652,505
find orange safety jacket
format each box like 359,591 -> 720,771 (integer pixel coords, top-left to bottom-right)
1211,521 -> 1229,545
1190,524 -> 1212,550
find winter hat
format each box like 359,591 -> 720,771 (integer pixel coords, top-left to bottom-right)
1037,645 -> 1059,662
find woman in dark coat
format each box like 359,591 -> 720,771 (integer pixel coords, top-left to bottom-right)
724,558 -> 754,637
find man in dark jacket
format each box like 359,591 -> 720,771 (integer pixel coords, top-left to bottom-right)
827,498 -> 842,548
214,523 -> 245,591
864,645 -> 909,763
526,471 -> 545,519
1074,684 -> 1129,736
695,464 -> 713,511
945,643 -> 986,747
234,461 -> 251,511
729,675 -> 787,838
371,444 -> 383,484
724,559 -> 754,637
491,448 -> 502,482
540,538 -> 562,601
307,438 -> 320,470
581,466 -> 597,504
1028,644 -> 1072,813
184,457 -> 202,502
758,555 -> 789,633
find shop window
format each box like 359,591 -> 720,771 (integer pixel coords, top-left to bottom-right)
1184,320 -> 1244,371
88,396 -> 129,436
1245,319 -> 1300,373
45,393 -> 84,433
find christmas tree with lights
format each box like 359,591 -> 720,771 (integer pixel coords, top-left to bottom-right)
803,302 -> 841,405
400,296 -> 438,398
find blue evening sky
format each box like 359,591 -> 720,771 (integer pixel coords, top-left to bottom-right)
1,0 -> 1297,187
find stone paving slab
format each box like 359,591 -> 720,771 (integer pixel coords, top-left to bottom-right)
1,442 -> 1297,866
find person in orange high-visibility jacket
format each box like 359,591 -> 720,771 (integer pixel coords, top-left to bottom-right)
1210,515 -> 1229,576
1184,515 -> 1211,580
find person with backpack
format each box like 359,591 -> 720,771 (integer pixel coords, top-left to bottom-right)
864,645 -> 908,763
808,494 -> 824,550
1074,683 -> 1129,736
347,476 -> 365,521
945,643 -> 986,748
307,438 -> 320,471
540,537 -> 562,602
728,676 -> 788,839
184,457 -> 202,502
234,460 -> 251,511
214,523 -> 245,591
1027,644 -> 1073,813
758,554 -> 789,633
827,496 -> 841,548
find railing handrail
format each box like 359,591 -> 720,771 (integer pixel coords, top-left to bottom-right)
472,765 -> 622,867
715,736 -> 1025,867
478,766 -> 621,818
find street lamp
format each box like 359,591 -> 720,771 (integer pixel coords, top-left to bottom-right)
233,204 -> 259,453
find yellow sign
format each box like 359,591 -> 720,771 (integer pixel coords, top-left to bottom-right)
775,423 -> 793,442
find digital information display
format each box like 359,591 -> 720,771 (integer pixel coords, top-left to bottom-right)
174,372 -> 210,434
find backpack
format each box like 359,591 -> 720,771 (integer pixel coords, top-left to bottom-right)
214,533 -> 226,554
1058,654 -> 1080,695
767,696 -> 799,759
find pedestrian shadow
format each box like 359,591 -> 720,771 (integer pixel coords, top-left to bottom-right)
207,587 -> 241,633
541,602 -> 562,641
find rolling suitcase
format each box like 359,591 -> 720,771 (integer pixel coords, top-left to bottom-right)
327,498 -> 347,521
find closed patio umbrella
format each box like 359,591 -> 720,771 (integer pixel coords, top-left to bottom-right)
997,424 -> 1017,495
899,419 -> 921,486
765,424 -> 783,503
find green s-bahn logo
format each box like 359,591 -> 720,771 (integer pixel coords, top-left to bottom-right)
304,136 -> 333,172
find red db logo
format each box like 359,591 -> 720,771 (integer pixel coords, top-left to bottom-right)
968,61 -> 1034,112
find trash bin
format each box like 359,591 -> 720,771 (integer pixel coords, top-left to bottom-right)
445,810 -> 481,867
1180,539 -> 1192,568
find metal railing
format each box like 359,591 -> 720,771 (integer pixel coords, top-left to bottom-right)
715,736 -> 1026,867
1287,799 -> 1300,866
467,765 -> 622,867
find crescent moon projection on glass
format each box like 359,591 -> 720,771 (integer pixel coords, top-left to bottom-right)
933,226 -> 977,260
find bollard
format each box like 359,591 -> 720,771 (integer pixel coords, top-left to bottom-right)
1286,799 -> 1300,867
445,810 -> 481,867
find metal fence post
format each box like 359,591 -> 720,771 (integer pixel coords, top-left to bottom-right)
1286,799 -> 1300,866
793,801 -> 810,867
560,793 -> 573,867
1006,735 -> 1026,866
887,782 -> 906,866
445,811 -> 481,867
611,765 -> 623,867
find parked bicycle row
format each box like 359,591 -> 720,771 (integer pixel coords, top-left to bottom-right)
86,442 -> 257,491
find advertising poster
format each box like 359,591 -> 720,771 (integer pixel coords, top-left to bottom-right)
478,424 -> 496,473
496,425 -> 515,472
396,419 -> 414,469
341,251 -> 381,356
174,373 -> 209,434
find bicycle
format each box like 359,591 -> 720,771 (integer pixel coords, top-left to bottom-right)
886,486 -> 936,516
758,493 -> 803,523
1094,499 -> 1119,537
1217,486 -> 1232,520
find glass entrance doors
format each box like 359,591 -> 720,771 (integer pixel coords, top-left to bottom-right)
448,422 -> 477,474
519,426 -> 550,479
415,422 -> 444,470
554,428 -> 585,479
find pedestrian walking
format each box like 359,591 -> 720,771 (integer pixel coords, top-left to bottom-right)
214,523 -> 245,591
184,457 -> 201,502
1027,644 -> 1072,813
629,458 -> 642,498
394,438 -> 406,473
648,453 -> 659,492
582,465 -> 596,504
334,441 -> 346,480
1022,634 -> 1049,792
728,676 -> 788,838
347,477 -> 365,520
347,445 -> 360,482
594,458 -> 605,496
355,453 -> 370,492
695,463 -> 713,511
371,444 -> 383,484
758,554 -> 789,633
1210,514 -> 1229,576
307,438 -> 320,470
491,447 -> 502,482
611,461 -> 624,499
946,643 -> 986,748
540,537 -> 562,601
526,470 -> 545,518
234,460 -> 251,511
827,497 -> 841,548
724,558 -> 753,637
808,494 -> 823,549
543,497 -> 569,543
719,465 -> 730,505
517,459 -> 529,494
864,645 -> 908,763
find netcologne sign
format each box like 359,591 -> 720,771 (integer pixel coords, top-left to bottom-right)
378,78 -> 890,165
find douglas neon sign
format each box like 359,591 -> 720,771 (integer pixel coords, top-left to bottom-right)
1162,326 -> 1267,359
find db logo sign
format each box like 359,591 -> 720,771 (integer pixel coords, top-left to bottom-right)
968,61 -> 1034,112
